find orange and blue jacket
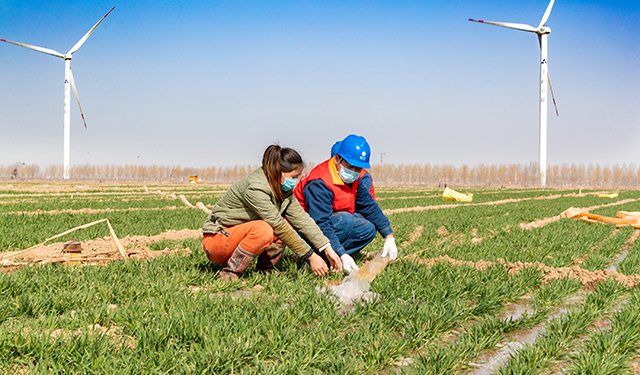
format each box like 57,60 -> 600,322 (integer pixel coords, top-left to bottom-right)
294,157 -> 391,256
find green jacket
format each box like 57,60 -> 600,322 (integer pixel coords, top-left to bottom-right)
202,167 -> 329,257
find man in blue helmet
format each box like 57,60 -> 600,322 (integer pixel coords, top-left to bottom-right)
331,141 -> 376,200
294,134 -> 397,272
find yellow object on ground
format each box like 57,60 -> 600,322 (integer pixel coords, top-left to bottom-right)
596,193 -> 618,198
442,187 -> 473,202
563,207 -> 640,228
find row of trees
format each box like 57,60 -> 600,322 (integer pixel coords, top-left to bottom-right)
0,163 -> 259,183
2,162 -> 640,187
370,162 -> 640,187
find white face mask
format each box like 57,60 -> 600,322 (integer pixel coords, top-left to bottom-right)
339,166 -> 359,184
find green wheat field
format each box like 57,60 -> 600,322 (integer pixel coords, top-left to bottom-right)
1,182 -> 640,374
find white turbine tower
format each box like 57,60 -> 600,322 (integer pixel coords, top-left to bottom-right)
1,7 -> 115,180
469,0 -> 558,186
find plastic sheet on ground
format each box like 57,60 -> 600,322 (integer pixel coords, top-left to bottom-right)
317,253 -> 389,315
596,193 -> 619,198
442,187 -> 473,202
563,208 -> 640,228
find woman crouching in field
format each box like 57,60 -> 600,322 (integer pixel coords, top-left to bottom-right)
202,145 -> 342,280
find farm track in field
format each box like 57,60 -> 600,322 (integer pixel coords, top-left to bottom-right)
0,189 -> 225,197
378,188 -> 551,194
376,194 -> 440,201
0,205 -> 194,216
384,194 -> 640,216
377,188 -> 437,193
383,194 -> 566,215
478,189 -> 558,194
0,195 -> 162,205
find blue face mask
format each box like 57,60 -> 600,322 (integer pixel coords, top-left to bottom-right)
339,166 -> 360,184
281,177 -> 298,192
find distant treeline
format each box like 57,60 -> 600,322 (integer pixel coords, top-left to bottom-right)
2,162 -> 640,188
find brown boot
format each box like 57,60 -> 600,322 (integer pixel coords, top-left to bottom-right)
255,242 -> 285,273
220,245 -> 257,281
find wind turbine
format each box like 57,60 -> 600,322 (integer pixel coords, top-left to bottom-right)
469,0 -> 558,186
1,7 -> 115,180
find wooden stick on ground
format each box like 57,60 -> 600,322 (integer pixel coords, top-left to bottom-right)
1,218 -> 108,260
106,219 -> 128,259
1,218 -> 128,261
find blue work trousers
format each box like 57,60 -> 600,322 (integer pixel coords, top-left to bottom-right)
331,212 -> 377,256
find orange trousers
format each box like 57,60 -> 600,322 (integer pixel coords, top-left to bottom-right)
202,220 -> 282,264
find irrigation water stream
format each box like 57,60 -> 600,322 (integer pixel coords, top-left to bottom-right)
606,229 -> 640,271
607,250 -> 630,271
467,293 -> 585,374
467,229 -> 639,373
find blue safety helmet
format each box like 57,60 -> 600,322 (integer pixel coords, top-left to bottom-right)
330,141 -> 341,158
337,134 -> 371,169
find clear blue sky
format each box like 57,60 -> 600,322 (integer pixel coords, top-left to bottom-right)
1,0 -> 638,168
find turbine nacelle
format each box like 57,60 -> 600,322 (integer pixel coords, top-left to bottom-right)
64,53 -> 73,60
538,26 -> 551,35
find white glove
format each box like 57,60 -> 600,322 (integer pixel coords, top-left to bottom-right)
340,254 -> 359,273
382,237 -> 398,261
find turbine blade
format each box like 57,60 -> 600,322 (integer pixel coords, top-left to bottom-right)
69,69 -> 87,129
468,19 -> 537,33
0,38 -> 65,58
68,7 -> 115,55
547,70 -> 559,117
537,0 -> 555,30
